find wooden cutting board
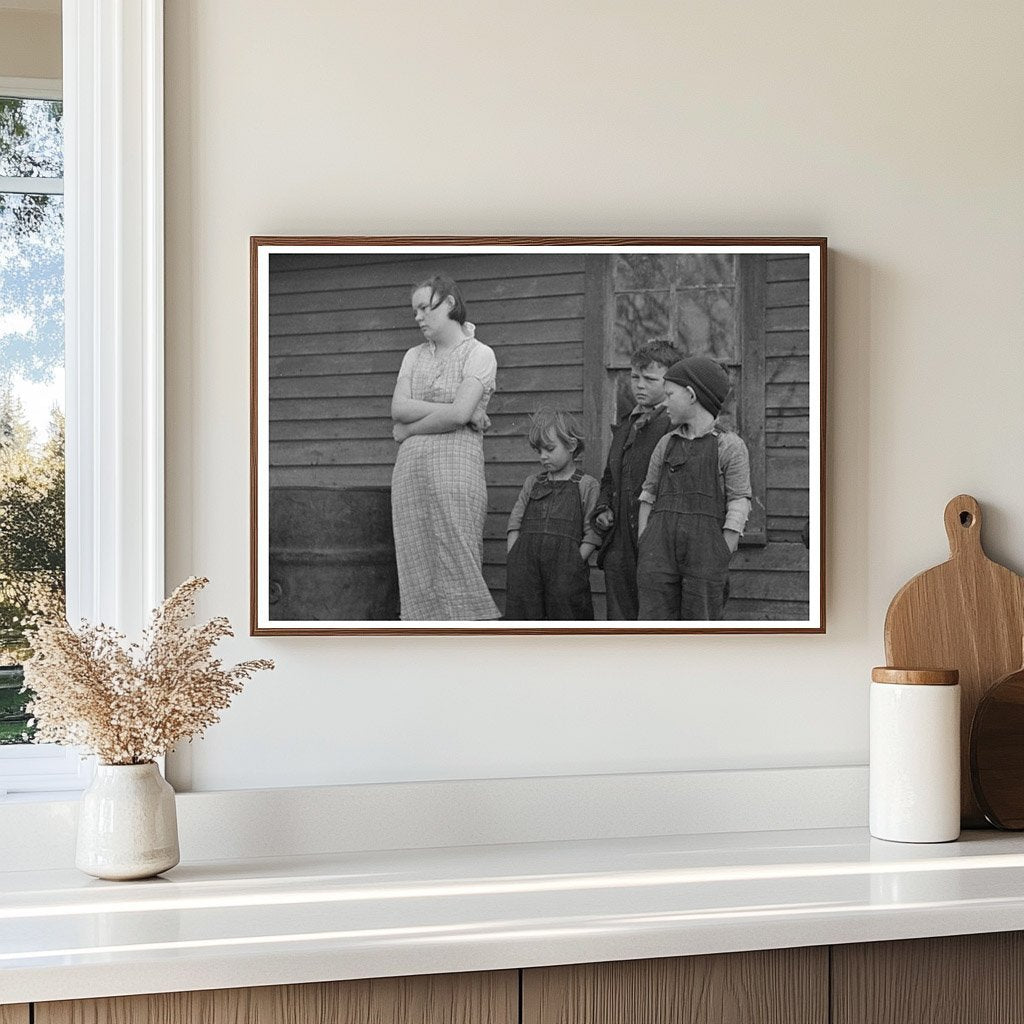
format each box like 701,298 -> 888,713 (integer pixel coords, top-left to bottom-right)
884,494 -> 1024,827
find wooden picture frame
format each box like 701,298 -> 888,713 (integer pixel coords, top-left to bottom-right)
250,237 -> 826,635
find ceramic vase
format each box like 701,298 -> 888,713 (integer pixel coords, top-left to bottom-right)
76,762 -> 180,880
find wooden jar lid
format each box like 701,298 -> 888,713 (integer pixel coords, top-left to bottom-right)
871,667 -> 960,686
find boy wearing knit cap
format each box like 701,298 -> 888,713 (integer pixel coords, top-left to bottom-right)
636,355 -> 752,620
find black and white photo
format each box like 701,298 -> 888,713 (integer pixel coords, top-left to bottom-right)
250,238 -> 826,634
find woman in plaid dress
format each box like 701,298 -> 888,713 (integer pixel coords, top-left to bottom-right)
391,275 -> 499,620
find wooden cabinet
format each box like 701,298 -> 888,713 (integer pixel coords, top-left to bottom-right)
832,932 -> 1024,1024
34,971 -> 517,1024
522,948 -> 828,1024
14,933 -> 1024,1024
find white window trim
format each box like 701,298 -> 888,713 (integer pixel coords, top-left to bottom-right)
0,1 -> 165,797
0,76 -> 62,101
0,743 -> 92,795
0,175 -> 63,194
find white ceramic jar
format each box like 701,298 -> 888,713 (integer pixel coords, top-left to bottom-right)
76,762 -> 180,880
870,667 -> 961,843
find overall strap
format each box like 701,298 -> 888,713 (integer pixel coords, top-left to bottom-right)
571,466 -> 586,504
525,470 -> 550,500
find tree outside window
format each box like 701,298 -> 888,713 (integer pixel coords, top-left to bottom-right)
0,95 -> 65,744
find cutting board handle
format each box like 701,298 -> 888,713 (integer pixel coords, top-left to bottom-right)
944,494 -> 983,559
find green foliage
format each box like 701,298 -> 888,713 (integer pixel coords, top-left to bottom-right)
0,97 -> 62,179
0,393 -> 64,743
0,664 -> 31,743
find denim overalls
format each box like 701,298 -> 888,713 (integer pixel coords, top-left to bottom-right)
636,432 -> 732,620
505,469 -> 594,620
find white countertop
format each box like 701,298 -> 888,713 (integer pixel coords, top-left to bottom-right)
4,826 -> 1024,1004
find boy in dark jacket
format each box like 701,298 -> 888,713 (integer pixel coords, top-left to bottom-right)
591,340 -> 679,619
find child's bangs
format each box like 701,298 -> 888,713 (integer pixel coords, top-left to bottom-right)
528,423 -> 557,451
527,408 -> 585,455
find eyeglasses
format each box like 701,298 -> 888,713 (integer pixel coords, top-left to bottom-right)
413,297 -> 447,315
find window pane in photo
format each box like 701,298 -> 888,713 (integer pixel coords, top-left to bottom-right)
674,288 -> 738,363
612,254 -> 672,291
0,98 -> 63,179
613,290 -> 670,364
671,252 -> 736,286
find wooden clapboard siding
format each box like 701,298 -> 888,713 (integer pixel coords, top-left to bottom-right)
269,250 -> 584,289
274,438 -> 546,465
767,329 -> 809,357
272,418 -> 393,441
272,463 -> 566,491
737,254 -> 767,547
768,516 -> 809,537
271,465 -> 394,489
723,253 -> 811,620
765,305 -> 809,331
725,541 -> 809,618
271,294 -> 585,336
270,338 -> 586,378
271,390 -> 583,423
766,255 -> 814,283
270,364 -> 579,401
725,598 -> 810,621
272,318 -> 583,357
766,412 -> 809,449
766,382 -> 809,407
271,273 -> 586,315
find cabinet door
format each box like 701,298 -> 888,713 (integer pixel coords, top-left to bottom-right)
832,932 -> 1024,1024
36,971 -> 517,1024
0,1007 -> 30,1024
523,948 -> 828,1024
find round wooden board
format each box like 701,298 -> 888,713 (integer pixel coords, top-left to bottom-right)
971,664 -> 1024,829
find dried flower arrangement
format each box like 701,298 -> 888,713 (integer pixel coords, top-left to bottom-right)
22,577 -> 273,765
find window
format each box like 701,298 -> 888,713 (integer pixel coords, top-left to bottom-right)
0,0 -> 166,799
0,82 -> 78,794
0,90 -> 65,714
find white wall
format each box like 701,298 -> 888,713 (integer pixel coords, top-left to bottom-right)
163,1 -> 1024,792
0,7 -> 61,80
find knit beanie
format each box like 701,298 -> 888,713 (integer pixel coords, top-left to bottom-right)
664,356 -> 731,417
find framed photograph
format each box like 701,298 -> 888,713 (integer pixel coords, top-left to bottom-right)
250,237 -> 826,635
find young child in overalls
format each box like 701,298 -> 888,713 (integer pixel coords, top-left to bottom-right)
504,409 -> 603,620
636,356 -> 752,620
